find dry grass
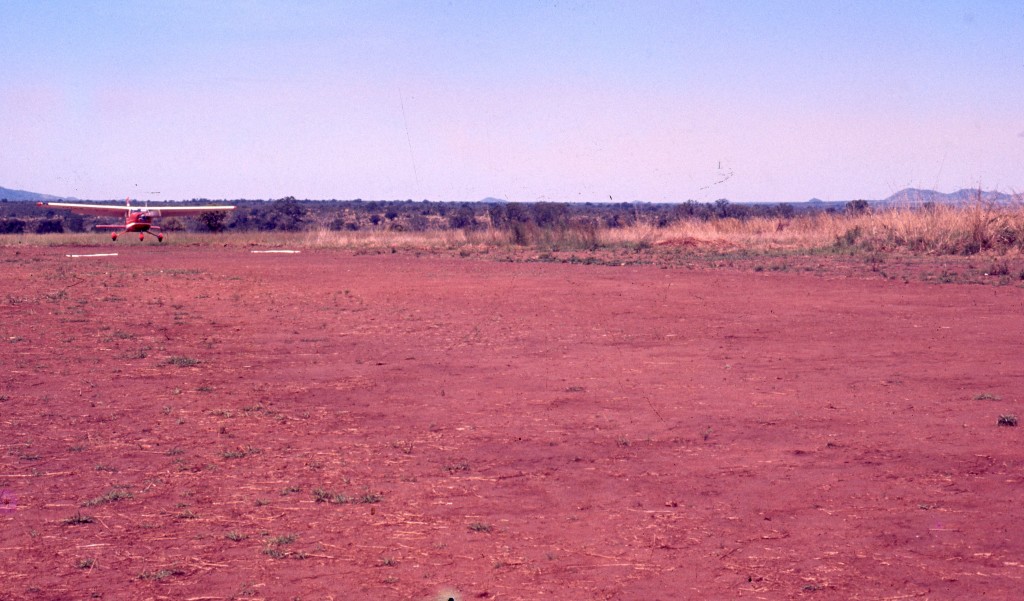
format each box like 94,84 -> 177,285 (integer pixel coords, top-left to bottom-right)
604,202 -> 1024,255
4,202 -> 1023,257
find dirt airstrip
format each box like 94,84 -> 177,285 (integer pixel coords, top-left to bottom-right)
1,246 -> 1022,600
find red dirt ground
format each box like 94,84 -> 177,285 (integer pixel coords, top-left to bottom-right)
1,245 -> 1022,600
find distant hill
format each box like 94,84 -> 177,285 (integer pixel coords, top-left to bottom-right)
882,188 -> 1015,206
0,186 -> 69,202
479,197 -> 508,204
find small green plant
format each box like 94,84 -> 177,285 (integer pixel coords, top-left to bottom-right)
280,485 -> 301,495
167,356 -> 200,367
75,558 -> 95,569
225,531 -> 246,542
468,522 -> 492,532
378,557 -> 397,567
974,393 -> 1002,401
998,414 -> 1018,427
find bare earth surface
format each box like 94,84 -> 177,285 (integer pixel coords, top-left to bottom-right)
1,246 -> 1022,600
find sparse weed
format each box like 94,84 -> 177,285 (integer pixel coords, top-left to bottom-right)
83,487 -> 132,507
225,531 -> 246,542
221,446 -> 260,459
357,491 -> 383,504
998,414 -> 1018,427
167,356 -> 200,367
138,567 -> 186,581
63,512 -> 95,525
269,534 -> 297,546
261,533 -> 306,560
312,488 -> 349,504
974,393 -> 1002,401
75,558 -> 95,569
468,522 -> 492,532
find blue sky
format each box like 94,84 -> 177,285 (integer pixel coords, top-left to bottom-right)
1,1 -> 1021,202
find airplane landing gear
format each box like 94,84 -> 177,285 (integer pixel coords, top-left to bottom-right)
111,233 -> 118,241
157,234 -> 163,242
139,233 -> 145,241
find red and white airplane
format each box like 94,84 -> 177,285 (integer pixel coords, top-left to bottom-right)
38,198 -> 235,242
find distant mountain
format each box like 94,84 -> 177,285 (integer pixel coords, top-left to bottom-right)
0,186 -> 69,202
882,188 -> 1015,206
479,197 -> 508,204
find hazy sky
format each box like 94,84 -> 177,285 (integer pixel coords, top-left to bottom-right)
2,1 -> 1022,202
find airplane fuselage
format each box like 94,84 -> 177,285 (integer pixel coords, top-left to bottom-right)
125,211 -> 154,232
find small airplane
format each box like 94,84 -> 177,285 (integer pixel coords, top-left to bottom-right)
38,198 -> 236,242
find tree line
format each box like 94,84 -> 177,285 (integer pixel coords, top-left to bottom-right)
1,197 -> 859,235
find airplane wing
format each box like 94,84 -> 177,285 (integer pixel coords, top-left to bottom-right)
38,202 -> 131,216
143,205 -> 235,216
39,202 -> 235,217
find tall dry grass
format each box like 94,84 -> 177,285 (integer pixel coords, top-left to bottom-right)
4,202 -> 1022,256
602,202 -> 1024,255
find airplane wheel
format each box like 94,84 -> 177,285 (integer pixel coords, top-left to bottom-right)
157,235 -> 163,242
139,234 -> 145,241
111,234 -> 117,241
